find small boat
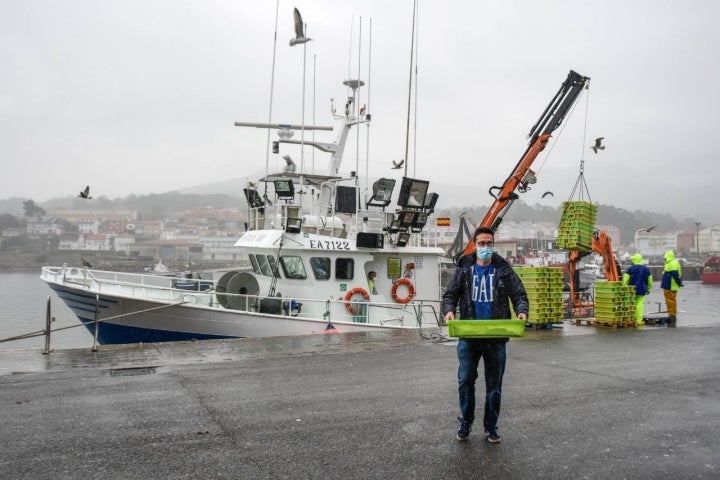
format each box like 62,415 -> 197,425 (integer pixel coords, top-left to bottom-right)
701,255 -> 720,285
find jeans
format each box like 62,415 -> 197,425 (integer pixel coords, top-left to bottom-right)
457,339 -> 507,431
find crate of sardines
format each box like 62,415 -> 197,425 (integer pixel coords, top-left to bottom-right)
447,319 -> 526,338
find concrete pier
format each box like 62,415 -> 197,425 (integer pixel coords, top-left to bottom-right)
1,324 -> 718,479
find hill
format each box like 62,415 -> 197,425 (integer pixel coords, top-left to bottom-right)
0,179 -> 705,244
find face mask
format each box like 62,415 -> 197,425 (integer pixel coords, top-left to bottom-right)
476,246 -> 493,261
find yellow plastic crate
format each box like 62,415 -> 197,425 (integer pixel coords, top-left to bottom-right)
447,319 -> 526,338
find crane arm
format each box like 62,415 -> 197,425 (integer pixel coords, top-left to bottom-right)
460,70 -> 589,257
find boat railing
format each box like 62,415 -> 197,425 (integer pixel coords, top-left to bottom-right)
42,266 -> 443,327
43,266 -> 216,298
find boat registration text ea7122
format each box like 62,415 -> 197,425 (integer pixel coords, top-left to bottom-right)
308,239 -> 351,250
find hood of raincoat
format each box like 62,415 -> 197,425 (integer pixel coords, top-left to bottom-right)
664,250 -> 676,262
630,253 -> 644,265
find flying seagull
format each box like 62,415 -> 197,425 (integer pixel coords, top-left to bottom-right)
391,159 -> 404,170
639,225 -> 658,233
78,185 -> 92,199
542,191 -> 554,198
81,257 -> 92,268
289,8 -> 312,46
591,137 -> 605,153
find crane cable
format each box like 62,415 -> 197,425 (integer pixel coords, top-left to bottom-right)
568,87 -> 593,203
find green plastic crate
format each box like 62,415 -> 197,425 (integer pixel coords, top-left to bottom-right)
447,319 -> 526,338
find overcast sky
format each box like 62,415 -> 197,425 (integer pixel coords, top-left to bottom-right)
2,0 -> 719,224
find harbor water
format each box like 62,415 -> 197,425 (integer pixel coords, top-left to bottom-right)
1,270 -> 719,352
0,271 -> 88,351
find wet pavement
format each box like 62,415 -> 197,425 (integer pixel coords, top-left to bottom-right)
1,314 -> 719,480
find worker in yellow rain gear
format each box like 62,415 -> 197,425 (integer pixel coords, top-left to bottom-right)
622,253 -> 653,325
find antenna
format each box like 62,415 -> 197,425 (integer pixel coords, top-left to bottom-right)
365,18 -> 373,197
403,0 -> 417,177
412,2 -> 419,177
264,0 -> 281,179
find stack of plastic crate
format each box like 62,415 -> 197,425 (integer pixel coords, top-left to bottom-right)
512,266 -> 564,325
593,281 -> 635,324
556,201 -> 598,251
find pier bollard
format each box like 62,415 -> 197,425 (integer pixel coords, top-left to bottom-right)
92,294 -> 99,352
42,296 -> 53,355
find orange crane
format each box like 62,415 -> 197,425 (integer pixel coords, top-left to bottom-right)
460,70 -> 589,257
566,230 -> 621,315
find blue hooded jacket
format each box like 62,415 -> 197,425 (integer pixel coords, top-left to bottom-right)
622,253 -> 652,296
661,250 -> 683,291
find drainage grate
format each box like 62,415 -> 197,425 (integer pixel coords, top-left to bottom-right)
107,366 -> 157,377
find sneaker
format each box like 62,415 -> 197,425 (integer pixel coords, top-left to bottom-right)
485,429 -> 502,443
456,417 -> 472,441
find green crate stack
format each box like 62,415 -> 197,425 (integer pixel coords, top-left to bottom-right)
593,281 -> 635,322
512,267 -> 564,324
556,201 -> 598,251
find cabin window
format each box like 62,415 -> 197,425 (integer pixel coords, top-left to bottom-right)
280,256 -> 307,279
256,255 -> 274,276
248,254 -> 260,274
310,257 -> 331,280
335,258 -> 354,280
267,255 -> 280,277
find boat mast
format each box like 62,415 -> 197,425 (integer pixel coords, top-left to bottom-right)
412,2 -> 419,177
403,0 -> 417,177
355,17 -> 362,189
265,0 -> 280,179
364,18 -> 373,196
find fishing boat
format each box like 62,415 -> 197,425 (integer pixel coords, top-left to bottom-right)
41,74 -> 446,344
701,255 -> 720,285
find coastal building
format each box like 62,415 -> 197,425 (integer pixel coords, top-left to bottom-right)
83,234 -> 112,251
26,216 -> 64,236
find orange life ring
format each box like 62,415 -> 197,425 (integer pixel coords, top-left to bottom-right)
344,287 -> 371,314
391,278 -> 415,304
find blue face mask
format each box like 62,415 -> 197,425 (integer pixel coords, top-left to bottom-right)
476,246 -> 493,261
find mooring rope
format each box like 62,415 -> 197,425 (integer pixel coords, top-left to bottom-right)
0,300 -> 187,345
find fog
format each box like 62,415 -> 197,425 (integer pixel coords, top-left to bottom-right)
1,0 -> 718,224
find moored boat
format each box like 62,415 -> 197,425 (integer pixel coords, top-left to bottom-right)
701,255 -> 720,285
41,60 -> 447,344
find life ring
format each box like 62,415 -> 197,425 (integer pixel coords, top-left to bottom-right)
344,287 -> 371,315
391,278 -> 415,304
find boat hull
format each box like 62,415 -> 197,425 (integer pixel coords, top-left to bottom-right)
701,256 -> 720,285
42,269 -> 434,345
701,272 -> 720,285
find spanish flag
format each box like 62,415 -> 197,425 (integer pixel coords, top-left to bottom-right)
436,217 -> 451,227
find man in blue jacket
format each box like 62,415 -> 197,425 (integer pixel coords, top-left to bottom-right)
442,226 -> 529,443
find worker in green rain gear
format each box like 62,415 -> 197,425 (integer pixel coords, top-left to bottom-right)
622,253 -> 653,325
661,250 -> 683,322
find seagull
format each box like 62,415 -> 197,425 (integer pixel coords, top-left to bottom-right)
591,137 -> 605,153
639,225 -> 658,233
542,191 -> 554,198
391,159 -> 404,170
289,8 -> 312,46
78,185 -> 92,199
81,257 -> 92,268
